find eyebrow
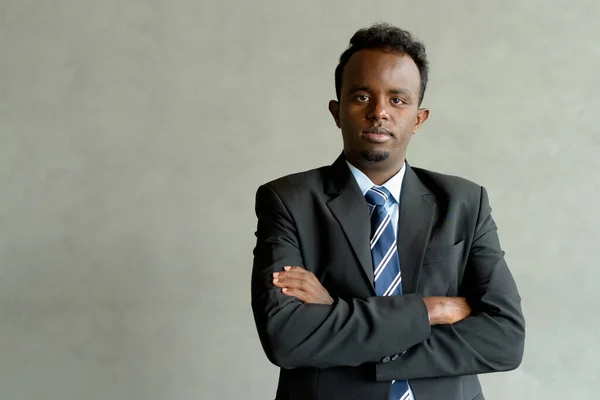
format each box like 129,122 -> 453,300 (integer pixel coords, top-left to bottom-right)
347,85 -> 372,93
347,85 -> 413,98
389,88 -> 413,97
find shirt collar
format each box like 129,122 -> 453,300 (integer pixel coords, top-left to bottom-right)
345,160 -> 406,204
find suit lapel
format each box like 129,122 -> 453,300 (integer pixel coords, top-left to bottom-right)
397,165 -> 436,294
325,155 -> 375,293
324,156 -> 436,295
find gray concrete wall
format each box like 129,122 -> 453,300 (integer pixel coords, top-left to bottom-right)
1,0 -> 598,399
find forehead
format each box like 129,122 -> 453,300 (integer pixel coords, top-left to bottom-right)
341,49 -> 421,94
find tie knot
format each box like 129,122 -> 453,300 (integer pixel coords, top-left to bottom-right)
365,186 -> 391,207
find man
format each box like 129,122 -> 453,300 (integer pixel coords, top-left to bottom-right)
251,23 -> 525,400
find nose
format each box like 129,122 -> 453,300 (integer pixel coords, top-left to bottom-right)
366,97 -> 389,121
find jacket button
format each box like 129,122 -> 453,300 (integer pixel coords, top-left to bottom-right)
391,354 -> 399,361
381,356 -> 391,363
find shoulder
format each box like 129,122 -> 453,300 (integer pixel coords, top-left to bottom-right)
255,164 -> 331,204
261,165 -> 327,191
410,166 -> 484,202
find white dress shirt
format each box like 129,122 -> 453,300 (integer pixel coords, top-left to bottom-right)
346,160 -> 415,400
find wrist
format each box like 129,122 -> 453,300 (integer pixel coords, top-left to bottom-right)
423,296 -> 444,326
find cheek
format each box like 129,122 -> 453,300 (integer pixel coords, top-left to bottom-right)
340,109 -> 362,128
392,118 -> 416,144
396,113 -> 418,130
394,117 -> 408,131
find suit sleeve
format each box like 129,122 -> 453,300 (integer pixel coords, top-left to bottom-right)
251,184 -> 431,369
376,186 -> 526,381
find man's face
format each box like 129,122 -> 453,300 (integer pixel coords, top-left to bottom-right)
329,49 -> 429,170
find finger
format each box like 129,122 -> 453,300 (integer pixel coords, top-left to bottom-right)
283,266 -> 305,272
281,288 -> 311,303
286,267 -> 320,285
273,270 -> 310,280
273,276 -> 311,290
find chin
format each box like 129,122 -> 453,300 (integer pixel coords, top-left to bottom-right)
360,150 -> 390,163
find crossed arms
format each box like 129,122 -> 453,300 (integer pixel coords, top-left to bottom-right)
251,183 -> 525,380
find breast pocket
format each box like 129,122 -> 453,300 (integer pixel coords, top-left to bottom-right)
422,240 -> 465,265
419,240 -> 465,296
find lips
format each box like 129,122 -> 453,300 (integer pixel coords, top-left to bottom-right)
362,128 -> 392,143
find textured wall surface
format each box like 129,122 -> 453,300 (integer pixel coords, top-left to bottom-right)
1,0 -> 599,399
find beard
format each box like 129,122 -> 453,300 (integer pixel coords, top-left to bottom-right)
361,149 -> 390,162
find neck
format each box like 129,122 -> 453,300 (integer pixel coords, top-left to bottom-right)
348,158 -> 405,186
364,169 -> 401,186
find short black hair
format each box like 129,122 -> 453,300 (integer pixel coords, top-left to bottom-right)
334,23 -> 429,105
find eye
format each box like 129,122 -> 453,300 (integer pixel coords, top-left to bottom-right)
355,95 -> 369,102
391,97 -> 405,105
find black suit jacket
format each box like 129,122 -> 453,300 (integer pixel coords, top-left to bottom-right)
251,155 -> 525,400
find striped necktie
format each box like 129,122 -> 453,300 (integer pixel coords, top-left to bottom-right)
365,186 -> 412,400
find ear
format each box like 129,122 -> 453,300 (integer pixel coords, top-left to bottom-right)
328,100 -> 341,128
412,108 -> 430,134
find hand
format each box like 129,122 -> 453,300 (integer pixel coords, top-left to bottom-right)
272,266 -> 334,305
423,296 -> 472,326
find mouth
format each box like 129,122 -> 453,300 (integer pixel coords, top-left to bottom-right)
362,128 -> 392,143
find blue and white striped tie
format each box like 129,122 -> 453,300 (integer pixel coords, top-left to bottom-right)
365,186 -> 412,400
